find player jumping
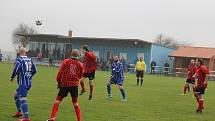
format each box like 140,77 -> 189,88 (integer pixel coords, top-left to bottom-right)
107,56 -> 126,101
10,47 -> 37,121
79,45 -> 97,100
182,59 -> 197,95
194,58 -> 209,113
47,49 -> 83,121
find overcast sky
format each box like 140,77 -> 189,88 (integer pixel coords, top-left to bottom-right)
0,0 -> 215,51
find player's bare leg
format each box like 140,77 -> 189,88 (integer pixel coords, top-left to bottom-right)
88,80 -> 94,100
191,84 -> 196,97
80,78 -> 86,95
182,82 -> 189,95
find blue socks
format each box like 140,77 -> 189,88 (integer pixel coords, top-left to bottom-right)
15,96 -> 21,112
120,89 -> 126,99
107,83 -> 111,95
21,99 -> 29,118
107,83 -> 126,100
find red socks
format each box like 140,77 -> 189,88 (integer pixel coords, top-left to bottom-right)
80,82 -> 86,91
198,99 -> 204,111
90,85 -> 94,95
74,106 -> 82,121
50,102 -> 60,119
72,97 -> 82,121
183,85 -> 188,94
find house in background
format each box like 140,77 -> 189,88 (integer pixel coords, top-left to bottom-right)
18,31 -> 175,73
169,46 -> 215,73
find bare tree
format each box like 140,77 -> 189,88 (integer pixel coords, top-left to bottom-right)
154,34 -> 186,48
12,23 -> 38,50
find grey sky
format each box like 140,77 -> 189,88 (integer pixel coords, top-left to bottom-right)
0,0 -> 215,51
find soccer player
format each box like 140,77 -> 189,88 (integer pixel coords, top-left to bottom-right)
47,49 -> 83,121
182,59 -> 197,95
10,47 -> 37,121
194,58 -> 209,113
79,45 -> 97,100
135,57 -> 146,86
107,56 -> 126,101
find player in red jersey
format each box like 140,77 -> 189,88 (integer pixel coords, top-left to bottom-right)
79,45 -> 97,100
47,49 -> 83,121
194,58 -> 209,113
182,59 -> 197,95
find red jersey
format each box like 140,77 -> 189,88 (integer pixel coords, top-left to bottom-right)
187,64 -> 197,80
197,65 -> 209,87
56,58 -> 84,87
83,52 -> 97,73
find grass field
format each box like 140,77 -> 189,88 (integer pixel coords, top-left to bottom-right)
0,63 -> 215,121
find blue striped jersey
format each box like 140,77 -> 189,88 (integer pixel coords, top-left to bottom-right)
111,62 -> 124,80
11,56 -> 37,87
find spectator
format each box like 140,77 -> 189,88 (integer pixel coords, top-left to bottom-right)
0,51 -> 3,62
150,61 -> 156,75
37,52 -> 42,62
164,62 -> 170,76
120,56 -> 127,72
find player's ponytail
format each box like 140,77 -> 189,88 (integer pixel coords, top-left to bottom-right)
82,45 -> 89,52
197,58 -> 204,65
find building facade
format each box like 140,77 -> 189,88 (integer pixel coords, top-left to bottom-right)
19,33 -> 175,73
169,46 -> 215,72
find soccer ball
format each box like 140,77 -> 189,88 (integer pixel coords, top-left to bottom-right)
35,19 -> 42,26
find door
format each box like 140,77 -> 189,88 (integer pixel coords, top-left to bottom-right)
65,43 -> 72,58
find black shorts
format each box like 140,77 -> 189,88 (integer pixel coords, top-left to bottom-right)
195,87 -> 206,95
136,70 -> 144,78
83,71 -> 95,80
186,79 -> 195,84
58,86 -> 78,98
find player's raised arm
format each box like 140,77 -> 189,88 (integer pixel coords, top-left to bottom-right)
10,58 -> 21,81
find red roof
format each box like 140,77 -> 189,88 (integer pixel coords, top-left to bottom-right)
169,46 -> 215,59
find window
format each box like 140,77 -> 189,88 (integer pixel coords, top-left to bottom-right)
137,53 -> 144,59
93,51 -> 99,58
105,50 -> 113,61
31,42 -> 39,51
181,58 -> 190,68
39,42 -> 46,52
48,43 -> 55,54
56,43 -> 64,52
120,53 -> 127,60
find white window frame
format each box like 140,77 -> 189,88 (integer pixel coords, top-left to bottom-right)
93,51 -> 99,58
120,52 -> 127,60
137,53 -> 144,59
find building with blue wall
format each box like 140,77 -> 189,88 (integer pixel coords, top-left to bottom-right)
19,34 -> 175,73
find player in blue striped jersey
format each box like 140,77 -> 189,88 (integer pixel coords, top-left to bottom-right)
107,56 -> 126,101
10,47 -> 37,121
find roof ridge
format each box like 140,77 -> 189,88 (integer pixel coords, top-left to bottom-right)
181,46 -> 215,49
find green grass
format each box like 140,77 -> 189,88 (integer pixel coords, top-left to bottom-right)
0,63 -> 215,121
